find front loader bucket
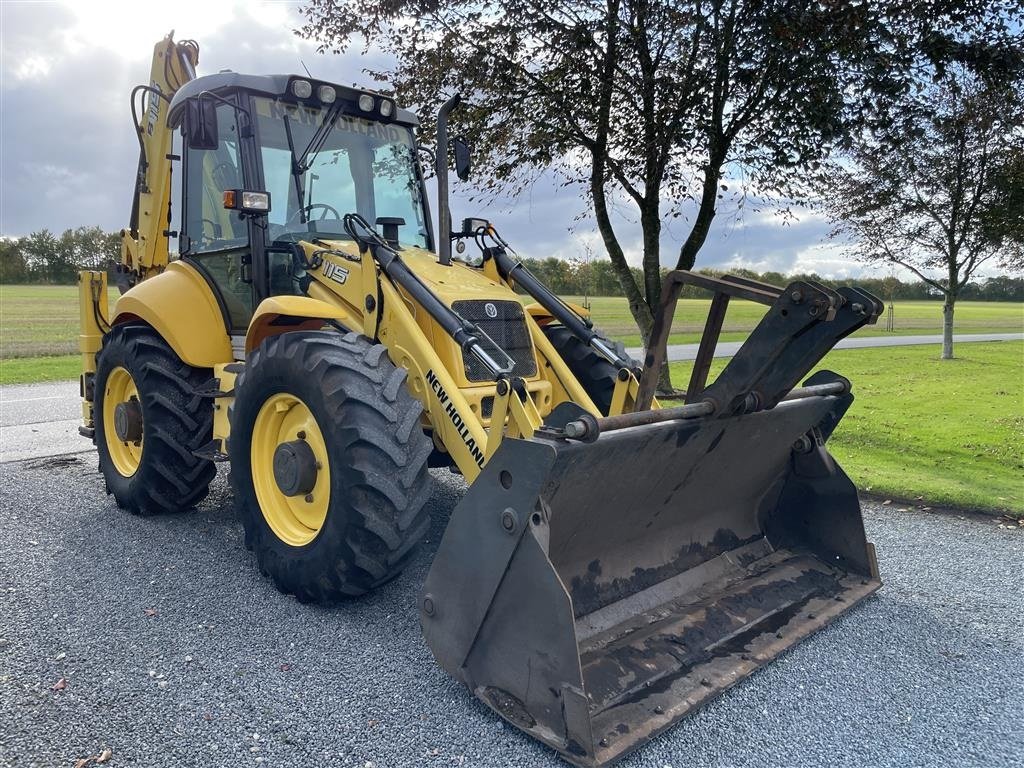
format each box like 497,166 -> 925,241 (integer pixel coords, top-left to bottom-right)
421,382 -> 880,766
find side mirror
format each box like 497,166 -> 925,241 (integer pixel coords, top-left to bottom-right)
453,137 -> 471,181
186,97 -> 219,151
459,217 -> 490,236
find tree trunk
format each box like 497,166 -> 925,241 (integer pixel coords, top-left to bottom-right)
638,203 -> 674,393
941,295 -> 955,359
676,149 -> 727,270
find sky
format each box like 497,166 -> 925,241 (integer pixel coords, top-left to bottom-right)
0,0 -> 916,279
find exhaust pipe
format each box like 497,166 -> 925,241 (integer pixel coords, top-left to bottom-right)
435,93 -> 461,266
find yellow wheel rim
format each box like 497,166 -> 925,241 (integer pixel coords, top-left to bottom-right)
251,392 -> 331,547
103,366 -> 143,477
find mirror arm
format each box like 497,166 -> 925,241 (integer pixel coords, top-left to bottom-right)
435,93 -> 462,266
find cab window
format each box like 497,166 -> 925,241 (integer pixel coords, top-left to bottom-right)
182,101 -> 253,330
183,103 -> 247,253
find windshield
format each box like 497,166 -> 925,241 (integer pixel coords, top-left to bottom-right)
253,96 -> 429,248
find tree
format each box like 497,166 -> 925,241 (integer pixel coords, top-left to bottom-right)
300,0 -> 890,385
823,61 -> 1024,359
1,227 -> 121,284
18,229 -> 59,283
0,238 -> 29,283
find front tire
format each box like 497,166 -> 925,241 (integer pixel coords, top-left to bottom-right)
542,324 -> 637,415
229,331 -> 433,601
94,324 -> 216,515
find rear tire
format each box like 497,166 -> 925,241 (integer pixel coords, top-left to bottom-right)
229,330 -> 433,601
94,324 -> 216,515
542,325 -> 637,415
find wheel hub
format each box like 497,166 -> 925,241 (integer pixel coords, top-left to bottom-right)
113,398 -> 143,443
272,439 -> 318,497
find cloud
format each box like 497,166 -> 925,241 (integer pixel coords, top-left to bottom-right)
0,1 -> 936,281
0,1 -> 390,238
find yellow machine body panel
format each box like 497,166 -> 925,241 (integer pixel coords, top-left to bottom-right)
112,260 -> 233,368
276,239 -> 600,480
526,300 -> 591,326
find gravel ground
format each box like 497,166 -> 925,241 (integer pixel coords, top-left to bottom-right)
1,456 -> 1021,768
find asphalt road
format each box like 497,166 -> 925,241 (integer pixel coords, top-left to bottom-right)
3,332 -> 1021,463
623,331 -> 1024,363
1,457 -> 1021,768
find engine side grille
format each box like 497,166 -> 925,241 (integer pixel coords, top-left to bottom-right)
453,300 -> 538,382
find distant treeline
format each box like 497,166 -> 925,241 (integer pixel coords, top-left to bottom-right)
1,228 -> 120,285
516,257 -> 1024,302
2,228 -> 1021,301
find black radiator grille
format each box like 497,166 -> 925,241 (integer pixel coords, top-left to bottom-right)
452,300 -> 538,382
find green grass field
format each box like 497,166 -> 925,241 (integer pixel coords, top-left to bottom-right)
670,341 -> 1024,516
2,284 -> 1021,370
1,284 -> 1021,515
559,295 -> 1024,347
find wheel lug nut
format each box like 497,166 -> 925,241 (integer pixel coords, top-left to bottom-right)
304,494 -> 314,503
297,430 -> 306,440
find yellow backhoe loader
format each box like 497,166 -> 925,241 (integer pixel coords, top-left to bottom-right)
78,33 -> 884,766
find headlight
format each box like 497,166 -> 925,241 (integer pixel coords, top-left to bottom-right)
358,94 -> 375,112
379,99 -> 393,117
291,79 -> 312,99
223,189 -> 271,214
318,85 -> 336,104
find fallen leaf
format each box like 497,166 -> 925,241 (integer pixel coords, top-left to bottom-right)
279,663 -> 291,672
882,499 -> 892,505
51,677 -> 66,691
143,608 -> 158,617
55,652 -> 66,661
75,748 -> 113,768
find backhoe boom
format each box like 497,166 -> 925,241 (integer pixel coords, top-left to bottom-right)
120,32 -> 198,286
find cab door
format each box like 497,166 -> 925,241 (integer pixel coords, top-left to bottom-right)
180,100 -> 255,341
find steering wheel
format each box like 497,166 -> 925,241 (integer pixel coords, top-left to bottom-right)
287,203 -> 342,227
200,218 -> 221,238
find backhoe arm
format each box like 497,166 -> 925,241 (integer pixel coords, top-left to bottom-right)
120,32 -> 199,285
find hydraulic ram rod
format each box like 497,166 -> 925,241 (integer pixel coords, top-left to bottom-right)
490,247 -> 633,369
372,244 -> 513,376
563,381 -> 848,440
341,211 -> 516,379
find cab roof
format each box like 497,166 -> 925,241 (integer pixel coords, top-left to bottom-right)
167,72 -> 419,129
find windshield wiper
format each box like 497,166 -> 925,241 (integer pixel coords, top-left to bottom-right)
283,104 -> 343,225
282,115 -> 307,224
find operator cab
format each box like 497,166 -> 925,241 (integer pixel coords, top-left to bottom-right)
167,73 -> 432,336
